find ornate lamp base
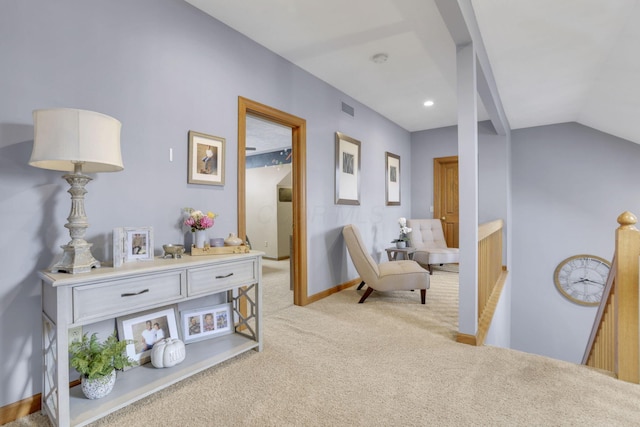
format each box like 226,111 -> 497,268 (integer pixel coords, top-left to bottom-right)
50,241 -> 101,274
51,167 -> 101,274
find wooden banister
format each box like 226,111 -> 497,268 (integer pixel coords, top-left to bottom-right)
583,211 -> 640,383
458,219 -> 507,346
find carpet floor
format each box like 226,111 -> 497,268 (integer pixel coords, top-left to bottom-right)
8,261 -> 640,426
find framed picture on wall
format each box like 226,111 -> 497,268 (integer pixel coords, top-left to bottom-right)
385,152 -> 401,206
335,132 -> 361,205
188,130 -> 225,186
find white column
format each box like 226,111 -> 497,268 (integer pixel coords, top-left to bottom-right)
457,42 -> 479,335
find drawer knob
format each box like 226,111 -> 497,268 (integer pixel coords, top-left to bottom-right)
215,272 -> 234,279
121,289 -> 150,297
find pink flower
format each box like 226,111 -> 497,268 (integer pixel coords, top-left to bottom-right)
183,208 -> 217,232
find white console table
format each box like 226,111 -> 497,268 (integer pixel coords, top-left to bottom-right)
40,251 -> 263,427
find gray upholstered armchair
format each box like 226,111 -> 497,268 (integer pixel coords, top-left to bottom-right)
342,224 -> 430,304
407,219 -> 459,274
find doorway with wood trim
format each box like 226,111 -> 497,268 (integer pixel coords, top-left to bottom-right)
237,97 -> 309,306
433,156 -> 459,248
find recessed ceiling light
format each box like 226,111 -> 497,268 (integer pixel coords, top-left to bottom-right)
423,100 -> 435,107
371,53 -> 389,64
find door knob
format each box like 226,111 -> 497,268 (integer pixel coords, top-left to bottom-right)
441,217 -> 446,220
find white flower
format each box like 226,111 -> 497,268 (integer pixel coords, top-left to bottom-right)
401,226 -> 412,234
398,217 -> 407,227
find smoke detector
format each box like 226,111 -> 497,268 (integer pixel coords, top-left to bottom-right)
371,53 -> 389,64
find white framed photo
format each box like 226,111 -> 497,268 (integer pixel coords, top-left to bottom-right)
181,303 -> 233,344
117,305 -> 180,367
124,227 -> 154,262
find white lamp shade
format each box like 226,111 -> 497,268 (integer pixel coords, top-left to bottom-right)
30,108 -> 124,173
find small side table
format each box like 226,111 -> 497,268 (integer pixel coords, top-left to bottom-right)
385,247 -> 416,261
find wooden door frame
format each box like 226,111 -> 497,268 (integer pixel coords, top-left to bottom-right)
238,96 -> 309,306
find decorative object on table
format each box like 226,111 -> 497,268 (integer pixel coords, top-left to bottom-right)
116,305 -> 180,367
391,217 -> 412,249
68,331 -> 135,400
181,303 -> 233,344
113,227 -> 155,265
121,227 -> 154,262
183,207 -> 217,249
162,244 -> 185,259
190,244 -> 251,256
385,151 -> 401,206
150,338 -> 186,368
187,130 -> 225,186
554,254 -> 611,306
224,233 -> 243,246
29,108 -> 123,274
210,237 -> 225,247
335,131 -> 361,205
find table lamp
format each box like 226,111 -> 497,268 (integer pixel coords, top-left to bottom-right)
30,108 -> 123,274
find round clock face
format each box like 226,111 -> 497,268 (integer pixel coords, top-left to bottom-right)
554,255 -> 611,306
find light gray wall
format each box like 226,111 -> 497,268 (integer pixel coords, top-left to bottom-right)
0,0 -> 412,406
511,122 -> 640,363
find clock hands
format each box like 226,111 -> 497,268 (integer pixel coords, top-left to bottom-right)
572,277 -> 604,286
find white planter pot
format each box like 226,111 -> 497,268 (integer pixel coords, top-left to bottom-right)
81,369 -> 116,400
396,241 -> 406,249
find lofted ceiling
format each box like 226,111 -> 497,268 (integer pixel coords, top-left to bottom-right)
185,0 -> 640,145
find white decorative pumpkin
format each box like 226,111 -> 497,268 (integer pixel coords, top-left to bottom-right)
150,338 -> 186,368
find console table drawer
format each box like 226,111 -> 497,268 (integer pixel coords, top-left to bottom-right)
188,259 -> 257,297
73,271 -> 185,323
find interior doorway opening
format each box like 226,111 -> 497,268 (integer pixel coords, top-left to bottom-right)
237,97 -> 309,306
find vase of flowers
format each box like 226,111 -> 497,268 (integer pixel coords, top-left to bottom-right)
184,208 -> 217,248
391,217 -> 412,249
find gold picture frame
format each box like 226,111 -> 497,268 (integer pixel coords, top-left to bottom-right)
385,152 -> 401,206
188,130 -> 225,186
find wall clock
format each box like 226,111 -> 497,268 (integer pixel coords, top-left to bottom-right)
554,254 -> 611,306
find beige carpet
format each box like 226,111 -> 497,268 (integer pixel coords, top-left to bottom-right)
9,263 -> 640,426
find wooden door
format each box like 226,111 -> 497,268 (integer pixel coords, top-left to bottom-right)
434,156 -> 459,248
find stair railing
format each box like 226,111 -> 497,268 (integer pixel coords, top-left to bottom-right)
582,211 -> 640,383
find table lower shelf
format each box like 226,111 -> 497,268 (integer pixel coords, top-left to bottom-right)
69,333 -> 259,426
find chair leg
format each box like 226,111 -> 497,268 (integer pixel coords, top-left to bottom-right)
358,286 -> 374,303
356,281 -> 365,290
428,265 -> 433,275
420,289 -> 426,304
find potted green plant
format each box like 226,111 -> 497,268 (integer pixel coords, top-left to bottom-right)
69,331 -> 136,399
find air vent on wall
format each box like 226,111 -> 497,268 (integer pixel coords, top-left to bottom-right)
341,102 -> 355,117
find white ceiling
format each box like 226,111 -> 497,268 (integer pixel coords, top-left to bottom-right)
185,0 -> 640,145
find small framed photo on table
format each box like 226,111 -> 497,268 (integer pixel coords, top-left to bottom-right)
113,226 -> 154,266
117,305 -> 180,367
181,303 -> 233,344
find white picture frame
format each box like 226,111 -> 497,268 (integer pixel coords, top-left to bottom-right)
112,227 -> 125,268
123,227 -> 154,262
117,305 -> 180,367
181,303 -> 233,344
